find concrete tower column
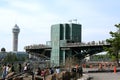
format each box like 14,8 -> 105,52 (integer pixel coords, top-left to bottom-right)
12,24 -> 20,51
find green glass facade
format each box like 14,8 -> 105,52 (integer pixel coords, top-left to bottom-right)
51,23 -> 81,66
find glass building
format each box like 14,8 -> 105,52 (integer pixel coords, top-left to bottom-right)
50,23 -> 82,66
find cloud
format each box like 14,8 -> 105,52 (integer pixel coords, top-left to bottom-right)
0,0 -> 120,51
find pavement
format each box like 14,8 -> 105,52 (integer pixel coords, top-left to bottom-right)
77,68 -> 120,80
86,72 -> 120,80
77,74 -> 90,80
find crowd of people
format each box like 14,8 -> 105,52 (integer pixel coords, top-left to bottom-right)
1,63 -> 14,79
0,62 -> 83,80
1,63 -> 22,80
34,66 -> 60,80
33,65 -> 83,80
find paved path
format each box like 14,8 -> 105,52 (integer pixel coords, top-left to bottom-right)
82,68 -> 120,80
87,72 -> 120,80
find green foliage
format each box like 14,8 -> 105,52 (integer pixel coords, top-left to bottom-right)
3,53 -> 17,62
91,54 -> 110,61
111,55 -> 116,61
105,24 -> 120,66
2,52 -> 27,62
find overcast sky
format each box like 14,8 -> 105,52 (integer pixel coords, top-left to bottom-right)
0,0 -> 120,51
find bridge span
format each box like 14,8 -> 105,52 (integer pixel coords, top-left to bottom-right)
25,41 -> 111,61
24,23 -> 111,66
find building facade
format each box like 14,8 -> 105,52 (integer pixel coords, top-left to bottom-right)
50,23 -> 81,66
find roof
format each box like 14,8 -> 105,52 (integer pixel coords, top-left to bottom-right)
13,24 -> 20,30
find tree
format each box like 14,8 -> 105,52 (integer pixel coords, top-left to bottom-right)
1,47 -> 6,52
65,56 -> 79,69
3,53 -> 18,62
106,24 -> 120,66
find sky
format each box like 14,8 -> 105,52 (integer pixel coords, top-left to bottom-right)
0,0 -> 120,51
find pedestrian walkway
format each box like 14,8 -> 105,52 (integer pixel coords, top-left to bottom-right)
87,72 -> 120,80
77,68 -> 120,80
77,74 -> 90,80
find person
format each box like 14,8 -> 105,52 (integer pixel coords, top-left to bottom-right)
41,69 -> 46,80
77,65 -> 83,77
64,71 -> 71,80
1,64 -> 7,80
11,63 -> 15,72
62,72 -> 65,80
36,67 -> 41,75
71,67 -> 77,78
72,67 -> 77,72
55,66 -> 60,74
24,64 -> 28,73
50,68 -> 54,74
6,64 -> 15,79
18,63 -> 22,72
6,64 -> 11,75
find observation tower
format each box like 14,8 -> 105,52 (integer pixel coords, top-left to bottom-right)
12,24 -> 20,51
